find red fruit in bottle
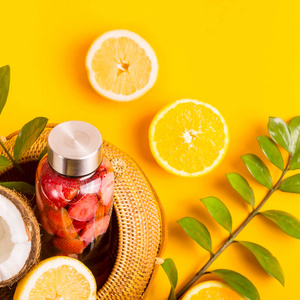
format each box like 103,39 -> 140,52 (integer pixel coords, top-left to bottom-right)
68,194 -> 99,222
80,215 -> 110,245
99,171 -> 114,206
72,220 -> 87,233
52,237 -> 86,254
41,172 -> 80,209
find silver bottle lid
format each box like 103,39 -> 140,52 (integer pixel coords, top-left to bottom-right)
48,121 -> 103,177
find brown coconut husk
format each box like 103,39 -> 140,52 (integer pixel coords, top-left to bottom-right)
0,185 -> 41,288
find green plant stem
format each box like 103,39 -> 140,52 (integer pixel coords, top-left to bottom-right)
0,140 -> 26,177
176,156 -> 292,299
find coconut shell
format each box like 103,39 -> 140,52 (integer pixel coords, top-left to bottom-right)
0,185 -> 41,288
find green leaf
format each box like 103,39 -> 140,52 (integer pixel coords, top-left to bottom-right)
241,154 -> 272,189
200,197 -> 232,233
279,174 -> 300,193
226,173 -> 255,208
0,65 -> 10,115
211,269 -> 260,300
288,116 -> 300,154
14,117 -> 48,162
161,258 -> 178,300
290,151 -> 300,170
268,117 -> 291,153
177,217 -> 212,253
0,155 -> 13,171
257,136 -> 284,171
261,210 -> 300,239
238,241 -> 284,286
288,117 -> 300,169
38,146 -> 48,161
0,181 -> 35,195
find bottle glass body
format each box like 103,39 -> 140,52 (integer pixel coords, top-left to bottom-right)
35,155 -> 114,263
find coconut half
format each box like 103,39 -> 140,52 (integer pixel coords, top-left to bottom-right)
0,186 -> 40,287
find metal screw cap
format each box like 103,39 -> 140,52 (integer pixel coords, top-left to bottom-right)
48,121 -> 103,177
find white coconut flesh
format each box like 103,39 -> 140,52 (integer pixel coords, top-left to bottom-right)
0,194 -> 31,282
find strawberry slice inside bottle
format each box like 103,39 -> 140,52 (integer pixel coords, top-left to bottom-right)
80,215 -> 110,245
72,220 -> 87,234
41,172 -> 80,209
68,194 -> 99,222
99,171 -> 114,206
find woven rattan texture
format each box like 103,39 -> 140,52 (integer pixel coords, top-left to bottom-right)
0,125 -> 165,300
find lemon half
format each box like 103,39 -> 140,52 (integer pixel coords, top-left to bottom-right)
13,256 -> 97,300
149,99 -> 229,177
86,29 -> 158,101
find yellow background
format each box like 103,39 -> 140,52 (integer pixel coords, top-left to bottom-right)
1,0 -> 300,299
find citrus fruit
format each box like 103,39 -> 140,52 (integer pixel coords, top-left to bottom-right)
182,280 -> 245,300
13,256 -> 97,300
149,99 -> 229,177
86,29 -> 158,101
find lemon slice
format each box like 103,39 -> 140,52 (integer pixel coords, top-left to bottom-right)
13,256 -> 97,300
149,99 -> 229,177
182,281 -> 245,300
86,30 -> 158,101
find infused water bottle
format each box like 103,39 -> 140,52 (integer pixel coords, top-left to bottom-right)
35,121 -> 114,266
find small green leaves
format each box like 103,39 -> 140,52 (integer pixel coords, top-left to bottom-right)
288,116 -> 300,154
288,117 -> 300,169
261,210 -> 300,239
238,241 -> 284,286
226,173 -> 255,208
211,269 -> 260,300
0,155 -> 12,171
241,154 -> 272,189
162,258 -> 178,300
257,136 -> 284,171
0,65 -> 10,116
279,174 -> 300,193
14,117 -> 48,162
200,197 -> 232,233
268,117 -> 291,153
0,181 -> 35,195
177,217 -> 212,253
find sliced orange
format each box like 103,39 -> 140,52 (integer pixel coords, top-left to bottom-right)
86,29 -> 158,101
13,256 -> 97,300
182,281 -> 245,300
149,99 -> 229,177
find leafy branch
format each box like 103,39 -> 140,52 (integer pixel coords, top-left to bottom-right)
0,65 -> 48,194
162,116 -> 300,300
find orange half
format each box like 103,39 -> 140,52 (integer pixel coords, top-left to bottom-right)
149,99 -> 229,177
86,30 -> 158,101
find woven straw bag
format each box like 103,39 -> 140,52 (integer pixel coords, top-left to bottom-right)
0,125 -> 166,299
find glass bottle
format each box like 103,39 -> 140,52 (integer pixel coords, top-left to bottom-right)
35,121 -> 114,279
